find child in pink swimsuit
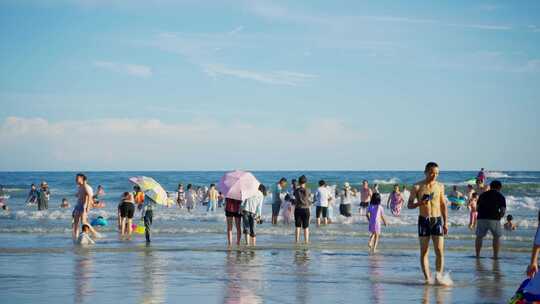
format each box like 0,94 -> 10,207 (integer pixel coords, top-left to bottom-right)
387,184 -> 404,216
367,193 -> 387,253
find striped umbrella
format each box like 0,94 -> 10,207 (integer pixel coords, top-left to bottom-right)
129,176 -> 173,206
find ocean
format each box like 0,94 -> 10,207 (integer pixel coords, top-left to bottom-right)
0,170 -> 538,303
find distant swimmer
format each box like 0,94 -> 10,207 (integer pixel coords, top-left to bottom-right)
504,214 -> 517,231
60,197 -> 70,209
408,162 -> 448,284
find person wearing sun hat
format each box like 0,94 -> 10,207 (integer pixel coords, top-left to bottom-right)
339,182 -> 354,219
37,181 -> 50,211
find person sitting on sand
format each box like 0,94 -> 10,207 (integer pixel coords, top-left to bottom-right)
367,193 -> 387,253
407,162 -> 448,284
60,198 -> 70,208
504,214 -> 517,231
78,224 -> 95,245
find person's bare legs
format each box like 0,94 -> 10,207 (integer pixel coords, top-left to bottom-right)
368,234 -> 374,251
120,217 -> 126,238
373,234 -> 380,252
226,217 -> 233,247
492,237 -> 500,259
323,217 -> 328,225
127,218 -> 133,240
295,227 -> 301,243
252,236 -> 256,246
244,233 -> 249,245
304,228 -> 309,244
419,236 -> 431,282
272,215 -> 277,225
475,236 -> 483,258
235,217 -> 241,246
72,216 -> 81,240
432,236 -> 444,274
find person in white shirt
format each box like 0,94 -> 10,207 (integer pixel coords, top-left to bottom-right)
78,224 -> 95,246
241,185 -> 266,246
315,180 -> 330,226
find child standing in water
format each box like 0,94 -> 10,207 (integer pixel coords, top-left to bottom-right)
387,184 -> 404,216
367,193 -> 387,253
468,193 -> 479,230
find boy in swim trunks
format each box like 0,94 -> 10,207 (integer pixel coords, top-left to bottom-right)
408,162 -> 448,284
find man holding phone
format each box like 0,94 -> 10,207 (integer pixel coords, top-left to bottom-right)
408,162 -> 448,284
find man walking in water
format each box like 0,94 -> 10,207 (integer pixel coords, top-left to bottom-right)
272,178 -> 287,225
359,180 -> 372,216
293,175 -> 311,244
408,162 -> 448,284
475,180 -> 506,259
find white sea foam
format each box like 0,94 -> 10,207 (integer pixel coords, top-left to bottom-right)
373,178 -> 401,185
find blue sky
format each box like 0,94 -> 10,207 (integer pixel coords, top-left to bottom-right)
0,0 -> 539,171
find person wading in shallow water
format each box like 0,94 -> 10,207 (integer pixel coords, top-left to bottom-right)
408,162 -> 448,284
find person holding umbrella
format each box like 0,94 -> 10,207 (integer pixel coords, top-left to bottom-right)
218,170 -> 261,248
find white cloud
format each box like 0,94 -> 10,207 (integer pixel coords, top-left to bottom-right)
93,60 -> 153,78
203,64 -> 317,86
478,4 -> 501,11
0,116 -> 364,170
515,59 -> 540,73
446,23 -> 511,31
228,26 -> 244,36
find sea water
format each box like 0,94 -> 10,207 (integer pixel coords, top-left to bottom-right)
0,171 -> 538,303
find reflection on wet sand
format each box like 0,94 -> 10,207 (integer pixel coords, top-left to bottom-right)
368,254 -> 383,304
74,249 -> 94,304
223,250 -> 263,304
139,246 -> 167,304
421,284 -> 452,304
475,258 -> 503,302
294,249 -> 310,304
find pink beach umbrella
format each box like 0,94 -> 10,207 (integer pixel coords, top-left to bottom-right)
218,170 -> 260,201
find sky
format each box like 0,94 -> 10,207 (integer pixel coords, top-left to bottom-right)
0,0 -> 539,171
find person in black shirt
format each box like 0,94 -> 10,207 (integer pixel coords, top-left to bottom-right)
475,180 -> 506,259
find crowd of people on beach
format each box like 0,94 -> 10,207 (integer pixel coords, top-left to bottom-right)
6,163 -> 540,291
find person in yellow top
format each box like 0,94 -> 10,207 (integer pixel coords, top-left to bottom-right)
408,162 -> 448,284
133,185 -> 145,210
207,184 -> 219,212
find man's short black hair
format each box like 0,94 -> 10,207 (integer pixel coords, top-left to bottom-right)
279,177 -> 287,183
425,162 -> 439,172
318,180 -> 325,187
298,175 -> 307,185
490,180 -> 502,190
